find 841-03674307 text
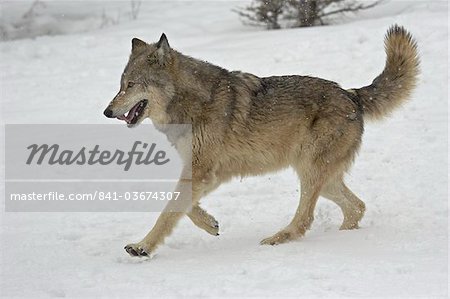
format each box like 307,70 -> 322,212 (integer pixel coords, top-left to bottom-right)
9,191 -> 181,201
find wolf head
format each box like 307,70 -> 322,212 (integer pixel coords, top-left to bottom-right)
103,34 -> 176,127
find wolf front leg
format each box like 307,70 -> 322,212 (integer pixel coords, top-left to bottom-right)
124,177 -> 193,257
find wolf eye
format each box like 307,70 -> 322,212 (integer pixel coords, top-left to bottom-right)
127,82 -> 135,88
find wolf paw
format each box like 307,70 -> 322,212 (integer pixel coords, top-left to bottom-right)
202,217 -> 219,236
340,208 -> 364,230
124,243 -> 150,257
339,222 -> 359,230
260,229 -> 301,246
190,211 -> 220,236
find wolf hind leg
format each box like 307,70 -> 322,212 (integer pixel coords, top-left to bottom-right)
187,205 -> 219,236
321,176 -> 365,230
260,163 -> 327,245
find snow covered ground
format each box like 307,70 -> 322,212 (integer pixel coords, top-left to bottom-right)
0,0 -> 448,297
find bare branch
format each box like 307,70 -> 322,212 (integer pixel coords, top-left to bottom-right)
234,0 -> 382,30
318,0 -> 382,18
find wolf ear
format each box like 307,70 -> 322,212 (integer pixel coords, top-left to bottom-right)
131,38 -> 146,53
156,33 -> 170,51
154,33 -> 170,65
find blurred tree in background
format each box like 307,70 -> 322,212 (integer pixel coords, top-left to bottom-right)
235,0 -> 285,29
236,0 -> 380,30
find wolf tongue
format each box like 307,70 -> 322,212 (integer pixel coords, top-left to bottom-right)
115,102 -> 141,123
125,102 -> 141,122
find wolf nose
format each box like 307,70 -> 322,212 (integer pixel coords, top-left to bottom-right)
103,108 -> 114,118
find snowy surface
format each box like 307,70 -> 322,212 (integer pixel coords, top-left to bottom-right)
0,1 -> 448,298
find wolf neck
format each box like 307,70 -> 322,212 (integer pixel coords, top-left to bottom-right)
168,52 -> 232,123
176,52 -> 229,92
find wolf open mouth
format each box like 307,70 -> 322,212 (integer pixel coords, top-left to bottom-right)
117,99 -> 148,124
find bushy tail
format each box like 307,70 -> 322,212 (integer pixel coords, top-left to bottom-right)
355,25 -> 420,121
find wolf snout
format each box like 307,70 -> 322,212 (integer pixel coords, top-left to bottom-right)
103,108 -> 114,118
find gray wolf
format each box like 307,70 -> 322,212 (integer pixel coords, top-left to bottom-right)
103,25 -> 419,257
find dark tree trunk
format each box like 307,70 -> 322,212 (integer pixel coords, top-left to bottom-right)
297,0 -> 318,27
